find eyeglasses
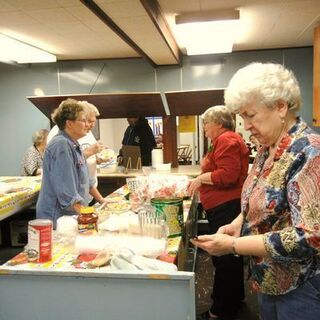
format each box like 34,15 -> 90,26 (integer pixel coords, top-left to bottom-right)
75,118 -> 87,123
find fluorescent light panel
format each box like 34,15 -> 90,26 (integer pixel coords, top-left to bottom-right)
0,34 -> 56,63
174,9 -> 240,55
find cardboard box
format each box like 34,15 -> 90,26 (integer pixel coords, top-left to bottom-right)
10,220 -> 28,247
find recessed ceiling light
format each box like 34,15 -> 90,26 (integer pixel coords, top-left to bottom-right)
0,34 -> 56,64
174,9 -> 240,55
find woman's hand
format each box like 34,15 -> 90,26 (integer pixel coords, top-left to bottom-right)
91,142 -> 104,155
191,233 -> 234,256
188,176 -> 202,196
216,213 -> 243,237
73,202 -> 82,214
83,142 -> 104,159
217,223 -> 241,238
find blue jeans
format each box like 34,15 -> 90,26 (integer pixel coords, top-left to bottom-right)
258,274 -> 320,320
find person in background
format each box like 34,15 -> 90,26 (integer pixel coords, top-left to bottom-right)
37,98 -> 106,227
47,100 -> 104,203
249,133 -> 260,151
188,105 -> 249,320
21,129 -> 49,176
119,117 -> 156,166
192,63 -> 320,320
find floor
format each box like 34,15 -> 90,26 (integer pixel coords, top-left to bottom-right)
195,249 -> 260,320
0,246 -> 21,265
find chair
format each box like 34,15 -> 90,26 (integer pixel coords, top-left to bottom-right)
177,145 -> 192,164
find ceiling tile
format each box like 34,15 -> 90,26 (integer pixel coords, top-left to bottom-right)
0,0 -> 16,11
98,0 -> 147,18
25,8 -> 79,24
0,11 -> 39,26
4,0 -> 60,10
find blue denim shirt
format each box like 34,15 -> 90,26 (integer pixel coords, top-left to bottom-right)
36,130 -> 94,227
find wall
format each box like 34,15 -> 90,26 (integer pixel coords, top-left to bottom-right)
0,47 -> 316,175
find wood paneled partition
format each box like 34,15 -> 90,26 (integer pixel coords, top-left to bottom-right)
28,89 -> 225,167
313,25 -> 320,127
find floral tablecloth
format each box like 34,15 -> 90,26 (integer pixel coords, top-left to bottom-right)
0,176 -> 41,221
0,183 -> 189,272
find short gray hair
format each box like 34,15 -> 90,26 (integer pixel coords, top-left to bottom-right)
201,105 -> 235,130
51,98 -> 84,129
224,63 -> 301,113
80,101 -> 100,117
32,129 -> 49,146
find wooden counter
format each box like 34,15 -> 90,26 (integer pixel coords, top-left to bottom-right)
97,165 -> 200,196
98,164 -> 200,178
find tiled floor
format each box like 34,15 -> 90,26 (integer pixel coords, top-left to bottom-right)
195,249 -> 260,320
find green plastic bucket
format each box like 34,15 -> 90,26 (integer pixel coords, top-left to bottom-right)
151,197 -> 183,237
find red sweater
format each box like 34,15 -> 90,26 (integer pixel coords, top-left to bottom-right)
199,131 -> 249,210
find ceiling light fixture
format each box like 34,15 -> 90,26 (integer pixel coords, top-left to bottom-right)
174,9 -> 240,56
0,34 -> 56,64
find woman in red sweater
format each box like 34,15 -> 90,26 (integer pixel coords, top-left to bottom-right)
188,105 -> 249,320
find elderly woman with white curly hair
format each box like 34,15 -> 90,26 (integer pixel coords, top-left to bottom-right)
189,105 -> 249,320
192,63 -> 320,320
21,128 -> 49,176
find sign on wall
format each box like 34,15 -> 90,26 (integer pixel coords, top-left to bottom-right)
178,116 -> 196,133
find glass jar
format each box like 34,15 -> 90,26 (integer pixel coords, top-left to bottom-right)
78,206 -> 98,235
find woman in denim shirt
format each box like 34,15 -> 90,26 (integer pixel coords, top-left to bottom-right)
36,98 -> 105,228
192,63 -> 320,320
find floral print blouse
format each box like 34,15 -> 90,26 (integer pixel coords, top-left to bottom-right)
241,117 -> 320,295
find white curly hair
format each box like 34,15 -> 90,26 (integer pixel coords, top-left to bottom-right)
201,105 -> 235,130
224,62 -> 301,113
80,101 -> 100,117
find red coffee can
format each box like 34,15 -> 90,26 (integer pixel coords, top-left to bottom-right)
27,219 -> 53,263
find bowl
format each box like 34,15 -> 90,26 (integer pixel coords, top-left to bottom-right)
97,148 -> 116,163
99,163 -> 118,174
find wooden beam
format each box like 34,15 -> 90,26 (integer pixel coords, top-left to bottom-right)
314,25 -> 320,127
27,93 -> 166,119
162,116 -> 178,168
80,0 -> 157,68
140,0 -> 182,66
165,89 -> 225,116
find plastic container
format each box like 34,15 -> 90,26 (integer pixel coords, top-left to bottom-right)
99,162 -> 118,174
151,148 -> 163,168
78,206 -> 98,235
150,197 -> 183,237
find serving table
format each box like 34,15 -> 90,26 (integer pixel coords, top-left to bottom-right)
0,184 -> 198,320
0,176 -> 41,222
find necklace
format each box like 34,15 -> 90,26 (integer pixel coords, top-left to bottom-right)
269,117 -> 296,157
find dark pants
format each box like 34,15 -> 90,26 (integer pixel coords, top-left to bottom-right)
205,199 -> 245,320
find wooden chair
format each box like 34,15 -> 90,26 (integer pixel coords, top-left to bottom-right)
177,145 -> 192,164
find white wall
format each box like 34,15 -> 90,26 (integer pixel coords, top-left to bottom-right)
235,114 -> 250,141
99,118 -> 128,154
0,47 -> 315,175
